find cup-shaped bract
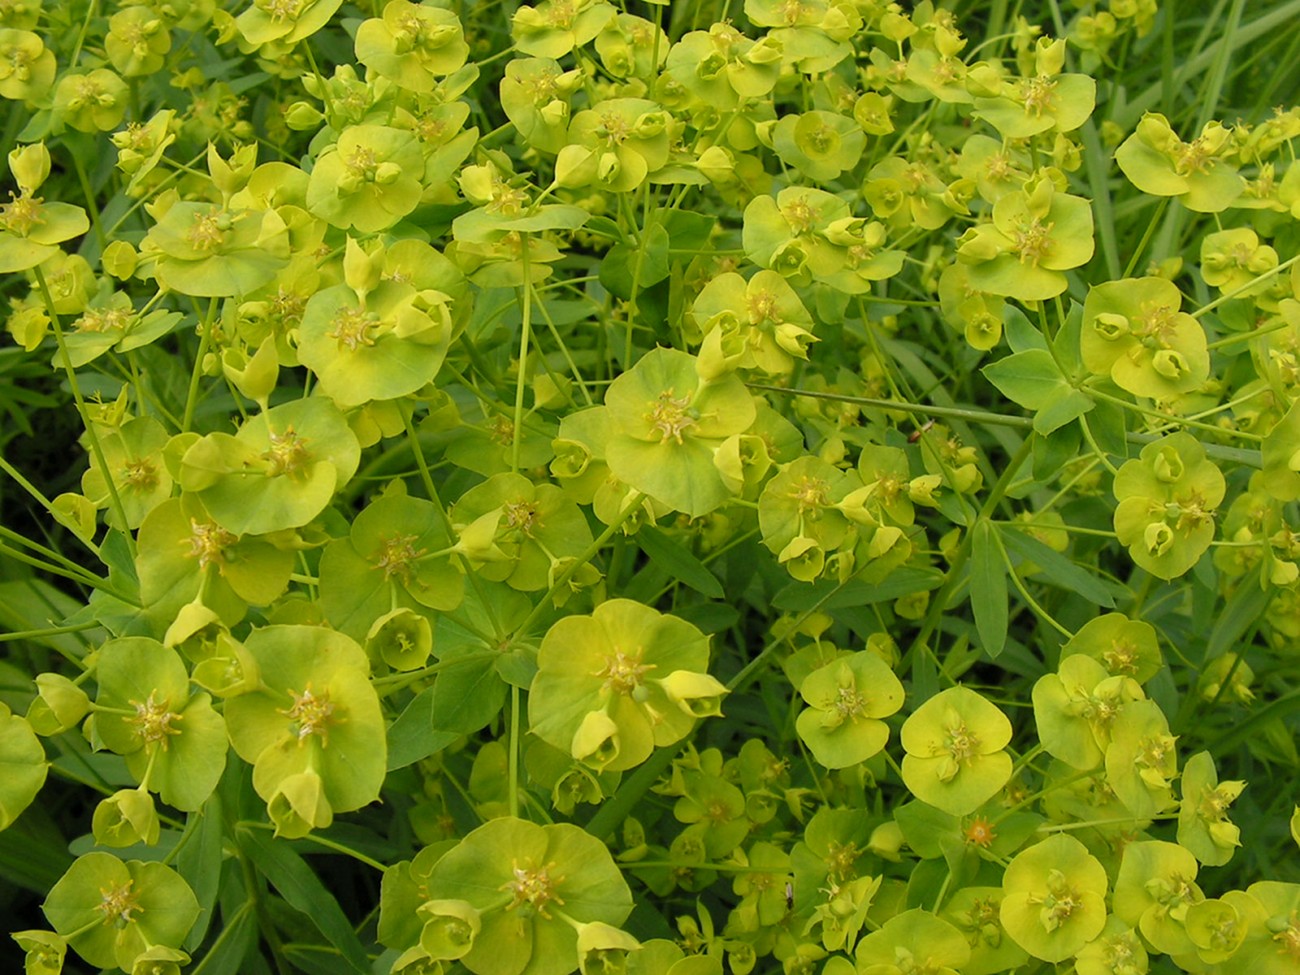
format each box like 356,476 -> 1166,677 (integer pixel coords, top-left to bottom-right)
43,853 -> 199,972
1115,112 -> 1244,212
1081,276 -> 1209,399
355,2 -> 469,92
224,625 -> 385,830
529,599 -> 724,772
1113,840 -> 1203,956
1033,654 -> 1144,770
1060,612 -> 1163,684
179,396 -> 361,536
854,907 -> 970,975
93,637 -> 227,811
900,686 -> 1013,816
0,703 -> 47,830
318,492 -> 464,642
795,651 -> 904,769
604,348 -> 756,517
1112,432 -> 1225,580
1177,750 -> 1245,866
425,817 -> 633,975
1000,834 -> 1109,962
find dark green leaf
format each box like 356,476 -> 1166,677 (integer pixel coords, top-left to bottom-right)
1032,426 -> 1081,483
1000,527 -> 1117,609
179,795 -> 226,950
430,652 -> 506,735
970,521 -> 1008,657
772,567 -> 945,611
1084,396 -> 1128,458
1206,566 -> 1270,661
236,827 -> 371,974
191,902 -> 258,975
637,526 -> 725,599
386,686 -> 458,771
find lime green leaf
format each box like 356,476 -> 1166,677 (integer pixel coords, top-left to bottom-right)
0,703 -> 47,830
982,349 -> 1067,410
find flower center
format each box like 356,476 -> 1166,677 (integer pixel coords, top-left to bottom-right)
502,861 -> 564,917
504,499 -> 541,536
834,684 -> 868,719
596,649 -> 654,694
788,475 -> 829,512
1272,912 -> 1300,960
1020,74 -> 1058,116
121,458 -> 159,492
1102,639 -> 1139,675
186,208 -> 229,250
372,533 -> 425,584
129,691 -> 183,748
0,191 -> 42,234
262,426 -> 311,477
646,390 -> 696,444
258,0 -> 305,23
97,879 -> 142,928
1012,217 -> 1054,266
327,306 -> 379,351
1032,869 -> 1081,932
825,840 -> 859,880
280,685 -> 336,745
963,816 -> 997,848
186,518 -> 236,569
945,719 -> 980,763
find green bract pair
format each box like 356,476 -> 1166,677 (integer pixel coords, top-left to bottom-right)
529,599 -> 727,772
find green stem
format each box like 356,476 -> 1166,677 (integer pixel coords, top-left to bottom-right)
35,267 -> 136,557
239,821 -> 387,871
902,436 -> 1036,674
509,685 -> 521,819
181,298 -> 218,433
510,494 -> 646,642
0,620 -> 102,644
512,237 -> 533,473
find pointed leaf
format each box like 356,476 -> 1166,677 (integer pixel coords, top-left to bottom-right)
1000,528 -> 1116,608
970,521 -> 1008,657
236,827 -> 370,974
637,526 -> 725,599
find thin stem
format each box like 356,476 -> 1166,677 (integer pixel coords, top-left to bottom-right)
513,237 -> 533,473
181,298 -> 218,433
36,267 -> 136,557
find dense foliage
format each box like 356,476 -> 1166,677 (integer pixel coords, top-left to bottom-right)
2,0 -> 1300,973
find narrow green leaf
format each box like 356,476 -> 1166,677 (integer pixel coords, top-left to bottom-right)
1206,567 -> 1270,661
1000,527 -> 1117,609
1084,398 -> 1128,458
0,804 -> 73,893
430,652 -> 507,735
179,795 -> 226,950
772,567 -> 944,611
637,526 -> 725,599
190,903 -> 258,975
970,521 -> 1008,657
236,827 -> 371,974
